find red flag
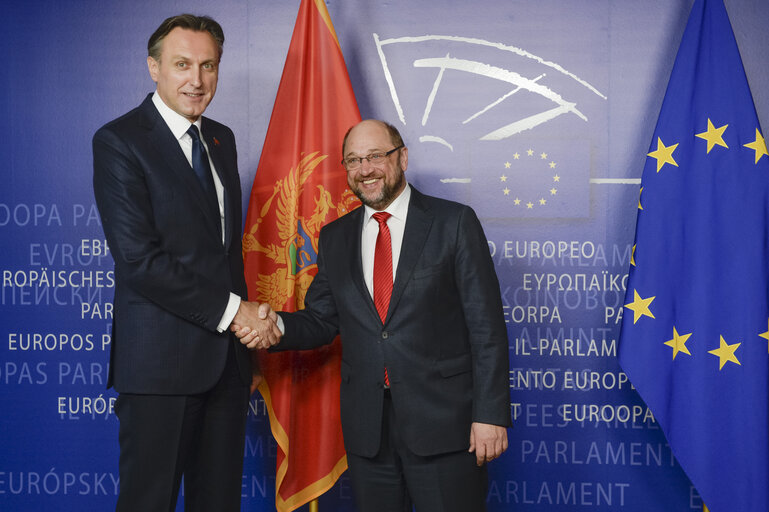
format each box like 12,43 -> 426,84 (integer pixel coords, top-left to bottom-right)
242,0 -> 361,510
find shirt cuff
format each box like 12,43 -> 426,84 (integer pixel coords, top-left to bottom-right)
216,293 -> 241,332
276,313 -> 286,335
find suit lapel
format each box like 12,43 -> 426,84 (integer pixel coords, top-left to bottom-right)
141,98 -> 222,240
347,208 -> 381,320
202,125 -> 232,248
385,188 -> 433,324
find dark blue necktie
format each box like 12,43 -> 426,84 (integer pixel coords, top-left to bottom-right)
186,124 -> 220,221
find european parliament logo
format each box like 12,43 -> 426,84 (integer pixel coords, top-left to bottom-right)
372,34 -> 602,218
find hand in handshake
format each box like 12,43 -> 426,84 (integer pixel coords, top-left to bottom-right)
230,301 -> 282,350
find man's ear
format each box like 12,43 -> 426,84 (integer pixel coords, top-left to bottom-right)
147,56 -> 159,83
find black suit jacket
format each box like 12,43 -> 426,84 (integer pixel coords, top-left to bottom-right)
278,187 -> 511,457
93,94 -> 250,395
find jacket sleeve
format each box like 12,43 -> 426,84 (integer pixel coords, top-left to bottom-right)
277,228 -> 340,349
453,206 -> 512,427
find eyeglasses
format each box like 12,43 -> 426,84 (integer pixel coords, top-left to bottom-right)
341,145 -> 403,171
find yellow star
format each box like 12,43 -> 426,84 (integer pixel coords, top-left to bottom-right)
539,198 -> 546,205
647,137 -> 679,172
500,175 -> 508,182
758,319 -> 769,353
553,175 -> 560,182
630,244 -> 636,266
664,327 -> 692,360
695,118 -> 728,154
503,187 -> 510,196
638,186 -> 643,210
625,290 -> 655,324
540,152 -> 548,159
513,152 -> 520,160
526,202 -> 533,209
549,161 -> 556,169
550,188 -> 557,195
527,149 -> 534,156
514,198 -> 521,205
708,335 -> 741,370
744,129 -> 768,164
504,161 -> 511,168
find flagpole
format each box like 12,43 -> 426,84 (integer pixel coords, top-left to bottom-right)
703,505 -> 708,512
309,499 -> 318,512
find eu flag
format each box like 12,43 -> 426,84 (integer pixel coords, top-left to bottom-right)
618,1 -> 769,511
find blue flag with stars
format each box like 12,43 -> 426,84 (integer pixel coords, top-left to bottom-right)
619,0 -> 769,511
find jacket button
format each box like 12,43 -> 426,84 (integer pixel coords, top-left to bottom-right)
381,331 -> 389,339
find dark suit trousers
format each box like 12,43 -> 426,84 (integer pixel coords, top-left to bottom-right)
114,342 -> 249,512
346,390 -> 488,512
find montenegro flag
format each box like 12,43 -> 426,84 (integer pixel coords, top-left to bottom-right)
242,0 -> 361,510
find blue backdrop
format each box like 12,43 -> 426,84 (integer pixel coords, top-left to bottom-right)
2,0 -> 768,510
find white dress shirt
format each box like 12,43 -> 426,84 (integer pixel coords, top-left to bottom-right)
361,184 -> 411,298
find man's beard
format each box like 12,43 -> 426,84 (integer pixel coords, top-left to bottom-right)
351,169 -> 405,211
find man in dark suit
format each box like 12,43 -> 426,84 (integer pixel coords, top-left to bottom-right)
236,119 -> 511,511
93,14 -> 275,512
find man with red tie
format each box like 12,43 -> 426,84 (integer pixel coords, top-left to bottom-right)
237,119 -> 510,511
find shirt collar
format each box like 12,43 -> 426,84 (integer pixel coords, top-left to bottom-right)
152,91 -> 202,141
364,183 -> 411,224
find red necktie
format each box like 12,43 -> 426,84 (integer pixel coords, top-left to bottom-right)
372,212 -> 392,386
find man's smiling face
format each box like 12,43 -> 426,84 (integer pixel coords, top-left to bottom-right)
147,27 -> 219,122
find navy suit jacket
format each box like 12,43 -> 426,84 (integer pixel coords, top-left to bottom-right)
278,187 -> 511,457
93,94 -> 250,395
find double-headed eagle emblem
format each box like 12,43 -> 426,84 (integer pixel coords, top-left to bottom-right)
243,151 -> 359,310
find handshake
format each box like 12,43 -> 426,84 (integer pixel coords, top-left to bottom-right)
230,301 -> 282,350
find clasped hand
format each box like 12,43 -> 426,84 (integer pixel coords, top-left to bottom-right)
230,301 -> 281,350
